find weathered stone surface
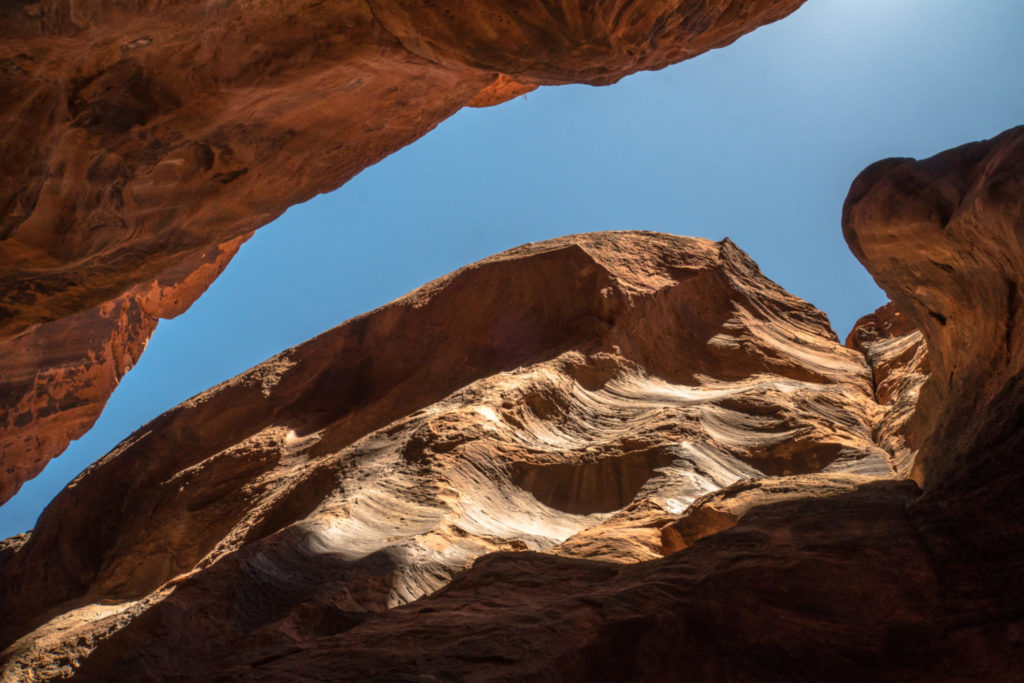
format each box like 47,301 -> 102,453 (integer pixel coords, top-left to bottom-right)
0,0 -> 807,503
222,127 -> 1021,682
846,301 -> 928,476
5,123 -> 1022,680
221,479 -> 945,682
844,125 -> 1024,489
659,471 -> 879,553
0,236 -> 244,503
844,126 -> 1024,644
0,232 -> 902,679
4,126 -> 1024,680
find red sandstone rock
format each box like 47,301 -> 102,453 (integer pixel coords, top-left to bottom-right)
0,232 -> 902,678
843,127 -> 1024,646
844,126 -> 1024,489
0,237 -> 245,503
3,124 -> 1021,679
0,17 -> 1020,668
0,0 -> 807,503
846,301 -> 928,476
136,129 -> 1022,681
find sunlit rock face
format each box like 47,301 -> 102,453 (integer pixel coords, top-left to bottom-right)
192,128 -> 1017,682
0,232 -> 912,679
0,0 -> 807,503
0,237 -> 245,504
4,123 -> 1022,679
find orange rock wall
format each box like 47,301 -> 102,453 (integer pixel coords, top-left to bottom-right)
0,232 -> 907,678
0,0 -> 807,502
3,125 -> 1020,679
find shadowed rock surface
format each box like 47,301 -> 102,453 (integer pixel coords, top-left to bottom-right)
0,231 -> 917,679
0,0 -> 808,503
843,126 -> 1024,663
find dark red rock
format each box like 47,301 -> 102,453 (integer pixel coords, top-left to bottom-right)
2,14 -> 1022,676
0,237 -> 244,503
180,124 -> 1024,681
844,126 -> 1024,645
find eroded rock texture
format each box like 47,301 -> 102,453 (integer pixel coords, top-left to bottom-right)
0,0 -> 807,503
843,126 -> 1024,663
222,127 -> 1022,682
0,236 -> 245,503
5,122 -> 1023,679
846,301 -> 928,477
0,232 -> 914,679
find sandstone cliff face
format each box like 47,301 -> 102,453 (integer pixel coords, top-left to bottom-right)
844,126 -> 1024,489
0,231 -> 913,679
0,236 -> 245,503
4,123 -> 1021,679
844,126 -> 1024,650
0,0 -> 807,503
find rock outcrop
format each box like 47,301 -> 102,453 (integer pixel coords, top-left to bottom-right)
844,125 -> 1024,490
0,236 -> 245,503
843,126 -> 1024,658
0,231 -> 914,679
5,123 -> 1023,679
0,0 -> 808,503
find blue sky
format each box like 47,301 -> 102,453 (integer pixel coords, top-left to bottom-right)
3,0 -> 1023,537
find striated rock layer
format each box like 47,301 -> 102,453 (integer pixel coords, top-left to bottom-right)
218,127 -> 1023,681
0,0 -> 807,503
4,123 -> 1023,678
0,231 -> 913,679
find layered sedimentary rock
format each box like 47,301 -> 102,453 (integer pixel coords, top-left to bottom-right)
0,0 -> 807,503
844,126 -> 1024,489
216,128 -> 1021,681
0,231 -> 913,679
843,126 -> 1024,651
5,123 -> 1022,679
845,301 -> 928,477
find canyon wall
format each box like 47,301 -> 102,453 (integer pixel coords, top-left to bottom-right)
2,0 -> 1022,677
4,124 -> 1023,679
0,0 -> 808,503
1,231 -> 918,679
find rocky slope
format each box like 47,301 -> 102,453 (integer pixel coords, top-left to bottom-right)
221,127 -> 1022,681
0,0 -> 808,504
4,123 -> 1022,679
0,231 -> 918,679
